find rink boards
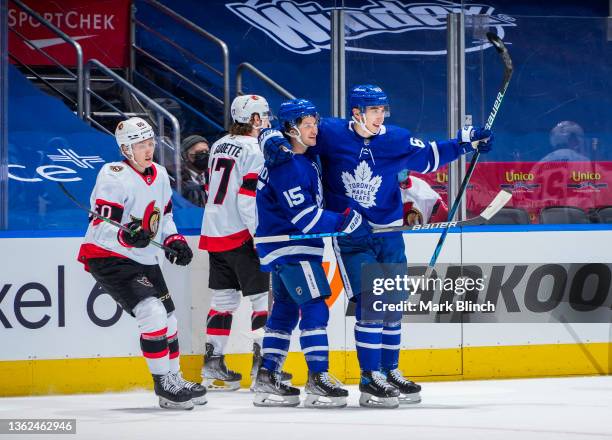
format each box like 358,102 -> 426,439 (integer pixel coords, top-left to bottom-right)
0,227 -> 610,396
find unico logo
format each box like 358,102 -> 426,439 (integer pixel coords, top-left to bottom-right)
226,0 -> 516,55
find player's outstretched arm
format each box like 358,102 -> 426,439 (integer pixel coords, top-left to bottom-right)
403,126 -> 494,174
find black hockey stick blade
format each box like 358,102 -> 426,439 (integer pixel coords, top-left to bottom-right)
486,32 -> 513,79
57,182 -> 176,255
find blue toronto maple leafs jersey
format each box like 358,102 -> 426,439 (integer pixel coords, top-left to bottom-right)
308,118 -> 464,228
256,154 -> 345,271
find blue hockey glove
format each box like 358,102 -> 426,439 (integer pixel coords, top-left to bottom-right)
339,208 -> 371,240
457,126 -> 494,154
258,128 -> 294,168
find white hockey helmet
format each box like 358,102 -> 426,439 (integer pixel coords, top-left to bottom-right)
230,94 -> 271,126
115,117 -> 155,160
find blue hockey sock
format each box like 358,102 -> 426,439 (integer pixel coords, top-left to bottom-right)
299,298 -> 330,373
261,327 -> 291,372
355,321 -> 383,372
300,327 -> 328,373
381,321 -> 401,370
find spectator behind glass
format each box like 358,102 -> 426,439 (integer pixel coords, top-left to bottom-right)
180,135 -> 210,207
540,121 -> 590,162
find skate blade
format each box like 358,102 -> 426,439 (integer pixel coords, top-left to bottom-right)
192,395 -> 208,405
202,378 -> 241,391
399,391 -> 421,404
359,392 -> 399,409
304,393 -> 347,409
158,397 -> 194,410
253,392 -> 300,407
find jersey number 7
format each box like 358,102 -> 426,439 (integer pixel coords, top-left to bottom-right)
210,158 -> 235,205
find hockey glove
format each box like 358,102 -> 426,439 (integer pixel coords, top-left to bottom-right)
163,234 -> 193,266
457,126 -> 494,154
339,208 -> 371,240
258,128 -> 293,168
117,221 -> 151,248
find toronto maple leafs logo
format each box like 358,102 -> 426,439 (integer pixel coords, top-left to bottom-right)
341,161 -> 382,209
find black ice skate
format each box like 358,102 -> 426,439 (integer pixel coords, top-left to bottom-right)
304,371 -> 348,409
201,343 -> 242,391
382,368 -> 422,404
359,370 -> 400,409
170,371 -> 208,405
153,373 -> 194,410
252,368 -> 300,407
250,342 -> 293,391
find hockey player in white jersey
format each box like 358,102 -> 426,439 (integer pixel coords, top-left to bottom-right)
398,170 -> 449,225
199,95 -> 290,390
77,117 -> 207,410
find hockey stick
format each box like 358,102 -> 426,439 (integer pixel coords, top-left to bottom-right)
57,182 -> 177,255
426,32 -> 513,273
254,190 -> 511,244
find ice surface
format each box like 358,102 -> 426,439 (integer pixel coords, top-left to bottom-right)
1,376 -> 611,440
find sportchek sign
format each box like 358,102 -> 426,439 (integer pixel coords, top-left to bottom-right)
8,0 -> 130,68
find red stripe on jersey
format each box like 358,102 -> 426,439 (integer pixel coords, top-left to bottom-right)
164,199 -> 173,215
142,348 -> 169,359
199,228 -> 251,252
251,311 -> 268,318
124,160 -> 158,186
206,328 -> 231,336
77,243 -> 127,272
238,187 -> 256,197
93,199 -> 124,226
169,350 -> 180,359
208,310 -> 232,317
95,198 -> 124,210
243,172 -> 258,181
142,327 -> 168,339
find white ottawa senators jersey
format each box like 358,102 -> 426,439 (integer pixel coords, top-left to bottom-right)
399,176 -> 448,225
199,134 -> 263,252
78,161 -> 178,269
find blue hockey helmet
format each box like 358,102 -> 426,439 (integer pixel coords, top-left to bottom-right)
278,98 -> 319,131
349,84 -> 390,116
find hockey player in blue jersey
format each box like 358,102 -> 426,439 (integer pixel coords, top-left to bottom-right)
260,84 -> 493,408
253,99 -> 368,408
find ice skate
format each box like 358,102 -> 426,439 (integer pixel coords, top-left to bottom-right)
153,373 -> 194,410
252,368 -> 300,407
304,371 -> 348,409
358,370 -> 400,409
170,371 -> 208,405
382,368 -> 421,404
250,342 -> 294,391
201,343 -> 242,391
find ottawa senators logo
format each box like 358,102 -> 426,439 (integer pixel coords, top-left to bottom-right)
110,165 -> 124,172
144,207 -> 161,238
130,202 -> 161,238
404,208 -> 424,226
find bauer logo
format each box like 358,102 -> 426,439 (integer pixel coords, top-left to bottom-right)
226,0 -> 516,55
